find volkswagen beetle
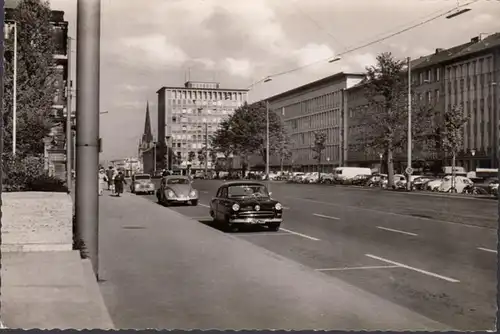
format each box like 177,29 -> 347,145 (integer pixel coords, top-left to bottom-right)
209,181 -> 283,232
130,173 -> 155,195
156,175 -> 198,206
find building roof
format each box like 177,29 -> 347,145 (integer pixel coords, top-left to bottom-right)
448,32 -> 500,61
156,86 -> 249,94
267,72 -> 365,102
411,41 -> 476,70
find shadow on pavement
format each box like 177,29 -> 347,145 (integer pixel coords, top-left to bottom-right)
197,218 -> 271,234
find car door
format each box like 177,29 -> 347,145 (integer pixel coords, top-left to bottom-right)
212,187 -> 223,218
216,187 -> 229,220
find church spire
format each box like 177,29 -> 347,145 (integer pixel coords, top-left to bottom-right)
142,101 -> 153,144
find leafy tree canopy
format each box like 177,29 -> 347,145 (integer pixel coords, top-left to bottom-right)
3,0 -> 57,156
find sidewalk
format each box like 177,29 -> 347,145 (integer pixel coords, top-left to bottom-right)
98,192 -> 451,330
1,250 -> 114,329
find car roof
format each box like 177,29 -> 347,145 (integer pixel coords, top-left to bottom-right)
134,173 -> 150,177
220,181 -> 266,187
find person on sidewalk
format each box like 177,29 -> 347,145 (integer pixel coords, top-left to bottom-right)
98,169 -> 108,196
105,166 -> 114,190
113,170 -> 127,197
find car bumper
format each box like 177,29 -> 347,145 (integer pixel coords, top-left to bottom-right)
166,196 -> 198,202
135,188 -> 155,193
229,217 -> 282,224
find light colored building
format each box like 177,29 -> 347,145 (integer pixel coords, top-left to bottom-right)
264,72 -> 365,172
156,81 -> 248,172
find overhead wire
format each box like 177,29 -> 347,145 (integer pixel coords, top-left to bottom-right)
265,0 -> 482,80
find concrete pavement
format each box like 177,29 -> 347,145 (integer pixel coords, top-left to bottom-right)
1,251 -> 114,329
98,189 -> 451,330
142,179 -> 497,331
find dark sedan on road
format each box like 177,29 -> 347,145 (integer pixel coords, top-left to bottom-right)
156,176 -> 199,206
210,181 -> 283,232
130,173 -> 155,195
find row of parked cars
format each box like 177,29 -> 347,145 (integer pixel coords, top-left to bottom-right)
285,167 -> 499,197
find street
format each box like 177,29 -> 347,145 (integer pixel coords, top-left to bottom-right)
139,179 -> 497,331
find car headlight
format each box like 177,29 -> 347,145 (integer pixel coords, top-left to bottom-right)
167,190 -> 175,197
189,190 -> 197,197
275,203 -> 282,210
232,203 -> 240,211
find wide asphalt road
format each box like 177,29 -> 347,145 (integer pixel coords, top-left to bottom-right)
140,179 -> 497,331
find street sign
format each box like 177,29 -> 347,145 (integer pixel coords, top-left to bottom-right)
405,167 -> 413,175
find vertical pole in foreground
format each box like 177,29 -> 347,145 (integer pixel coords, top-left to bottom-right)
76,0 -> 101,278
205,122 -> 208,177
265,100 -> 270,179
12,22 -> 17,155
66,37 -> 73,192
407,57 -> 412,191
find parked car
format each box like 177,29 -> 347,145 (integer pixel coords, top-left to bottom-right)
366,174 -> 387,187
156,175 -> 199,206
412,176 -> 436,191
320,173 -> 335,184
426,178 -> 445,191
488,179 -> 499,195
334,167 -> 373,184
382,174 -> 406,189
130,173 -> 155,195
350,174 -> 372,186
438,175 -> 474,193
209,181 -> 283,232
304,172 -> 320,183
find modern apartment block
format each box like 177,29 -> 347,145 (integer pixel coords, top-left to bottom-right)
345,33 -> 500,172
156,81 -> 248,171
264,72 -> 365,171
5,3 -> 70,179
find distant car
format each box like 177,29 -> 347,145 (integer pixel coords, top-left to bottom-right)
412,176 -> 436,191
130,173 -> 155,195
350,174 -> 371,186
156,175 -> 199,206
209,181 -> 284,232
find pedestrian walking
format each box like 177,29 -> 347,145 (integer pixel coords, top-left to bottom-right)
105,166 -> 114,190
114,170 -> 127,197
98,169 -> 108,196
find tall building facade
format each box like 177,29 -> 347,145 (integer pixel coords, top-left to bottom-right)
265,72 -> 365,171
156,81 -> 248,171
345,33 -> 500,172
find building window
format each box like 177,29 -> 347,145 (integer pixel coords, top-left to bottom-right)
436,68 -> 440,81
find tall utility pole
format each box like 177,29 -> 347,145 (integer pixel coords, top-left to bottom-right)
204,122 -> 209,177
265,100 -> 270,180
76,0 -> 101,279
153,141 -> 157,174
0,6 -> 6,328
12,22 -> 17,155
66,37 -> 73,192
406,57 -> 412,191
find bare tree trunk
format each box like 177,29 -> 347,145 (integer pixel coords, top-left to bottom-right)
280,156 -> 284,174
451,151 -> 456,192
387,148 -> 395,189
317,156 -> 322,182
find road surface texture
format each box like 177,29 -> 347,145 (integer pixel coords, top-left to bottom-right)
141,179 -> 498,331
98,189 -> 450,330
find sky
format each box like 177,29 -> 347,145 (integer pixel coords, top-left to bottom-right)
48,0 -> 500,161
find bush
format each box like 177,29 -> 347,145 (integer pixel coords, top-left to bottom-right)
2,152 -> 68,192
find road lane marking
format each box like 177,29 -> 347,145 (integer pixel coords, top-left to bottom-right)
199,204 -> 210,208
365,254 -> 460,283
286,197 -> 493,230
315,265 -> 400,271
376,226 -> 418,236
280,228 -> 320,241
201,191 -> 209,194
283,206 -> 290,210
313,213 -> 340,220
478,247 -> 498,254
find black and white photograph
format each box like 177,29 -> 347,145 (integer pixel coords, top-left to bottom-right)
0,0 -> 499,331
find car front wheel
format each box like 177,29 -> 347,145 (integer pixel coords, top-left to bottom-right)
191,199 -> 198,206
268,223 -> 280,231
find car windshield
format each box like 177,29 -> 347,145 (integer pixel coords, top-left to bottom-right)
135,175 -> 150,180
228,185 -> 269,198
167,178 -> 190,185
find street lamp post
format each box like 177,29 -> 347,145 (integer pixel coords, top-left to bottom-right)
11,21 -> 17,155
379,153 -> 383,173
471,149 -> 476,171
266,100 -> 270,180
153,141 -> 157,175
406,57 -> 413,191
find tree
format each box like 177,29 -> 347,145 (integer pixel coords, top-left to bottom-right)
361,52 -> 433,188
188,151 -> 195,163
278,135 -> 292,173
230,101 -> 287,165
3,0 -> 57,156
210,119 -> 236,170
311,131 -> 327,180
441,105 -> 469,192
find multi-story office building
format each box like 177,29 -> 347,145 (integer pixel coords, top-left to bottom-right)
265,72 -> 365,171
156,81 -> 248,171
5,3 -> 70,179
345,33 -> 500,172
442,33 -> 500,169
